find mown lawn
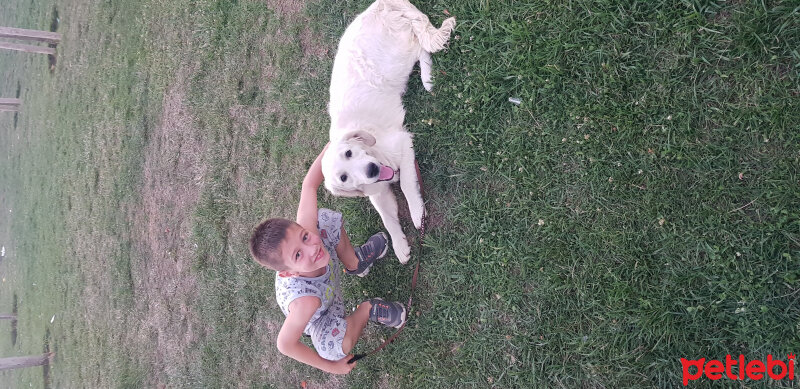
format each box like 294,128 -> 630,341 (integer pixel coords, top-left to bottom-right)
0,0 -> 798,387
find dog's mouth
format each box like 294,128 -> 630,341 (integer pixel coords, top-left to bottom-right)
378,165 -> 395,181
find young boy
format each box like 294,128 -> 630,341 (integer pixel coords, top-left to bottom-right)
249,146 -> 407,374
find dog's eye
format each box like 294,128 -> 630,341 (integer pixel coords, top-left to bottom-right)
345,150 -> 352,158
340,174 -> 348,182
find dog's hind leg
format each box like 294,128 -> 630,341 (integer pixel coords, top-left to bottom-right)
381,0 -> 455,53
412,16 -> 455,53
419,50 -> 434,91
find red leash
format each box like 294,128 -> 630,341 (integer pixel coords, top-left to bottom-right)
348,162 -> 426,364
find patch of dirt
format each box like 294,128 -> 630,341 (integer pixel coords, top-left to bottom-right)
375,373 -> 394,389
128,62 -> 207,386
299,26 -> 330,60
266,0 -> 305,18
265,0 -> 329,61
712,9 -> 731,23
229,103 -> 283,137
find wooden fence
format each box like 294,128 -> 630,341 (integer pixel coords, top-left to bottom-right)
0,98 -> 21,112
0,27 -> 60,55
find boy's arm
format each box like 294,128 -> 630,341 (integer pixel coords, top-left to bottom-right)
296,144 -> 329,231
276,295 -> 355,374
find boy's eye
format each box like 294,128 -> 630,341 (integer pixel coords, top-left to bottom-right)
302,232 -> 308,241
295,251 -> 300,261
345,150 -> 352,158
340,174 -> 348,182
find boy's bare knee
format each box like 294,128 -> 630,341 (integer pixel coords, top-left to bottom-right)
342,337 -> 354,354
341,301 -> 373,353
276,338 -> 293,356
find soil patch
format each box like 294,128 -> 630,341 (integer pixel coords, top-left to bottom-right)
128,62 -> 207,386
266,0 -> 329,60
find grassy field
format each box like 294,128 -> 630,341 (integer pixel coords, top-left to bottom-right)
0,0 -> 798,387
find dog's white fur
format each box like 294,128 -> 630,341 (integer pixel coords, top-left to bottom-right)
321,0 -> 455,264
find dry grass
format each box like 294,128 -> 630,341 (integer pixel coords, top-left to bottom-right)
5,0 -> 796,387
127,62 -> 207,386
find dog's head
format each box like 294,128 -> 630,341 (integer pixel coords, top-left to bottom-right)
321,130 -> 397,197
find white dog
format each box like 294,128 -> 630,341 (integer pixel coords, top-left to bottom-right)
321,0 -> 455,264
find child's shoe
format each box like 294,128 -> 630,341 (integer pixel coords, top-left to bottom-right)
368,298 -> 406,328
345,232 -> 389,277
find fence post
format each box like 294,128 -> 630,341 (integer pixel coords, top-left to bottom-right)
0,27 -> 61,44
0,41 -> 55,55
0,353 -> 55,371
0,98 -> 21,112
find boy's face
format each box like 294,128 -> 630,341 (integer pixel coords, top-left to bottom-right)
277,223 -> 331,277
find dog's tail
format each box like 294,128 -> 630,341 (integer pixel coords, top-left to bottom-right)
379,0 -> 456,53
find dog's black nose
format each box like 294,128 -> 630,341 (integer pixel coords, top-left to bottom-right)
367,163 -> 380,178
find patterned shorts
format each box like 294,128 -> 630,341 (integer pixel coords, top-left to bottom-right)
308,301 -> 348,361
309,208 -> 347,361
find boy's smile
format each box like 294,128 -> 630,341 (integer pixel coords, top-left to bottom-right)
278,223 -> 330,277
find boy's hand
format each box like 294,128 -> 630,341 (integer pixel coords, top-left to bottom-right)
328,354 -> 357,374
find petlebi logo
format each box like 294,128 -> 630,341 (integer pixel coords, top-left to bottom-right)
681,354 -> 796,386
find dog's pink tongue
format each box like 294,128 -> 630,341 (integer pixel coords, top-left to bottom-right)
379,165 -> 395,180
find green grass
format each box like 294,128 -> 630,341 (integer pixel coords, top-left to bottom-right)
1,0 -> 798,387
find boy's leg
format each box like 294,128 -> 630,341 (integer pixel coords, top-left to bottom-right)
341,299 -> 407,354
342,301 -> 372,354
336,226 -> 359,272
336,226 -> 389,277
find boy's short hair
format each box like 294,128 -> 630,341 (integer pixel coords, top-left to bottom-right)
249,218 -> 295,271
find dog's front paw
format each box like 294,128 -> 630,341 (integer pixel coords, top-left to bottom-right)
393,238 -> 411,265
411,206 -> 426,231
423,79 -> 434,92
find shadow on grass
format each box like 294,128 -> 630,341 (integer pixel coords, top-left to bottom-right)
43,327 -> 51,389
49,6 -> 59,32
13,81 -> 20,129
11,293 -> 17,346
48,6 -> 59,72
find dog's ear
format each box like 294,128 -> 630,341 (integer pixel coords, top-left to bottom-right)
342,130 -> 377,147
